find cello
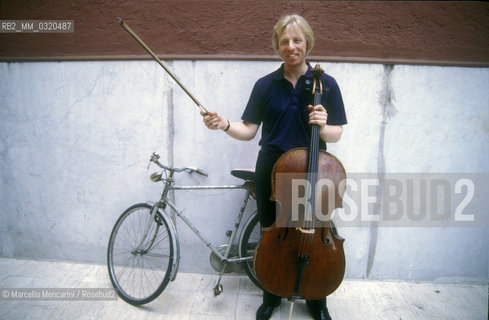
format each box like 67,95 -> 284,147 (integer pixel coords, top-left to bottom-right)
253,65 -> 346,302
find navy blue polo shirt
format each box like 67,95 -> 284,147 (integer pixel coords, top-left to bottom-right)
241,63 -> 347,153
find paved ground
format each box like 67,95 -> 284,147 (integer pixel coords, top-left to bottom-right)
0,257 -> 487,320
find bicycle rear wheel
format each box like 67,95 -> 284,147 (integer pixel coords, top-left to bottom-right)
238,211 -> 263,290
107,203 -> 174,305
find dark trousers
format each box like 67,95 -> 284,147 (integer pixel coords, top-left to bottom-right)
255,148 -> 327,308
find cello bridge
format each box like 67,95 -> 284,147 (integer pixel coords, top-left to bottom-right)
296,227 -> 315,234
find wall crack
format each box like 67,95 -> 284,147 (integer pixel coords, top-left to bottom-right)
366,64 -> 396,278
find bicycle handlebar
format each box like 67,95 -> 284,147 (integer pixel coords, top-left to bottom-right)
149,152 -> 208,177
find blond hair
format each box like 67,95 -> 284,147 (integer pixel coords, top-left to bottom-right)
272,14 -> 314,55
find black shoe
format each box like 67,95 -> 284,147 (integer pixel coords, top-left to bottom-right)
307,304 -> 332,320
256,303 -> 279,320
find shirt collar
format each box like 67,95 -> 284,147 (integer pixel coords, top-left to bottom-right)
273,62 -> 314,81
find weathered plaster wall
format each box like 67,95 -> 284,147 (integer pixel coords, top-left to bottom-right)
1,60 -> 488,283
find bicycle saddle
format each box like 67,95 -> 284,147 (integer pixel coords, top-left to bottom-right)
231,169 -> 255,182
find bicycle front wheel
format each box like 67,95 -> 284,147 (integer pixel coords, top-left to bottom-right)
107,203 -> 174,305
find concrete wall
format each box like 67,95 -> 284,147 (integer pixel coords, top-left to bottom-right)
1,60 -> 488,283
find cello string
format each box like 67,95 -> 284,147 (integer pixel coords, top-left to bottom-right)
304,72 -> 322,255
299,67 -> 323,268
303,125 -> 318,254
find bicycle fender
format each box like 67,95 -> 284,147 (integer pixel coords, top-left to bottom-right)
147,201 -> 181,282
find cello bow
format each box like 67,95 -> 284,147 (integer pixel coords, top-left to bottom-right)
117,18 -> 208,115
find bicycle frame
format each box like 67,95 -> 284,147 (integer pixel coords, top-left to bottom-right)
142,165 -> 256,286
167,184 -> 254,264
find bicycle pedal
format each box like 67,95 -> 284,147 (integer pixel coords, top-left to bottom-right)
213,284 -> 223,297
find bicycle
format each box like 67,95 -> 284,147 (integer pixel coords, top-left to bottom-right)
107,152 -> 262,305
